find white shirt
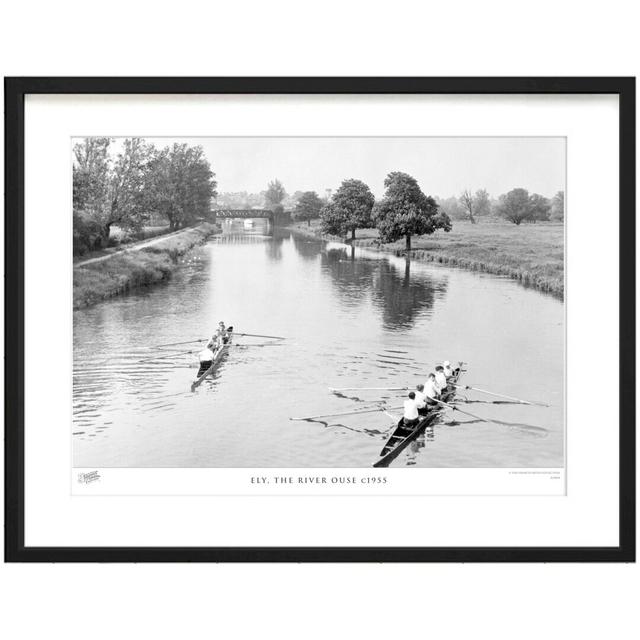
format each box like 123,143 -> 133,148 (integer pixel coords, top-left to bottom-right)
403,399 -> 419,420
424,378 -> 440,399
435,371 -> 448,391
199,348 -> 214,362
414,389 -> 427,408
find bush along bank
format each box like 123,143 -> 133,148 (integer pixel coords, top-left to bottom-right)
73,223 -> 217,309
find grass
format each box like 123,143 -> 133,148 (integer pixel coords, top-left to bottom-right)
288,219 -> 564,298
73,223 -> 217,309
109,224 -> 172,245
73,224 -> 196,263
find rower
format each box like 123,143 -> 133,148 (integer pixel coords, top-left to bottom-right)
423,373 -> 440,404
443,360 -> 454,378
434,365 -> 448,393
415,384 -> 428,415
197,346 -> 215,373
206,321 -> 226,350
402,391 -> 419,427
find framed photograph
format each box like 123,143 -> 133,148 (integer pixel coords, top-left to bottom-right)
4,77 -> 635,562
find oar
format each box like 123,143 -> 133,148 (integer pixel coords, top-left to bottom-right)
142,349 -> 196,361
234,342 -> 284,348
290,404 -> 402,421
154,333 -> 283,348
153,338 -> 206,348
329,386 -> 409,392
435,399 -> 504,426
455,384 -> 548,407
143,341 -> 280,363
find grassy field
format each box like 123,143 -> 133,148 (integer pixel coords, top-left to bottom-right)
288,219 -> 564,298
73,223 -> 217,309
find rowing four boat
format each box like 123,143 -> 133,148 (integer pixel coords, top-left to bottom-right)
190,332 -> 233,391
373,364 -> 465,468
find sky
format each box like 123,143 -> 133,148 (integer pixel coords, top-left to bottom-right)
137,137 -> 565,199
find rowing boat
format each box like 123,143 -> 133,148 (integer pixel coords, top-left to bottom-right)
373,363 -> 465,468
190,331 -> 233,391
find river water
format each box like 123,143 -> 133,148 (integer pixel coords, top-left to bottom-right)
73,220 -> 564,468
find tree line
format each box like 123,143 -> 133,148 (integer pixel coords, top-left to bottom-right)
215,178 -> 564,242
437,188 -> 564,225
252,174 -> 565,252
289,172 -> 452,251
214,186 -> 307,211
73,136 -> 564,257
73,138 -> 217,255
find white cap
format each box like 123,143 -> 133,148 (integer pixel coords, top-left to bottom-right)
443,360 -> 450,366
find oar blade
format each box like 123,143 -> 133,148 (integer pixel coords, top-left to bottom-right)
457,384 -> 549,407
153,338 -> 205,348
329,386 -> 408,392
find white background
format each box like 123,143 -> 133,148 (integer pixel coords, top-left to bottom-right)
1,1 -> 638,639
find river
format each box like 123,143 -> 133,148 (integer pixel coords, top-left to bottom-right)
73,220 -> 564,468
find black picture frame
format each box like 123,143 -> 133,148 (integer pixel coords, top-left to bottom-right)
4,77 -> 635,563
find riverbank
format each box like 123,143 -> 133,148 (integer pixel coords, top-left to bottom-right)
73,222 -> 218,309
287,220 -> 564,298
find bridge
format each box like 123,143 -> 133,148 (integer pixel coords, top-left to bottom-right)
210,209 -> 274,222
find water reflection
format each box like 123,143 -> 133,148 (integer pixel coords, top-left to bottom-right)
265,232 -> 285,261
374,259 -> 447,331
321,248 -> 377,305
320,245 -> 449,331
289,232 -> 323,261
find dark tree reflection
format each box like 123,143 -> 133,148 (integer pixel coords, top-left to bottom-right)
289,233 -> 324,262
321,247 -> 378,305
321,245 -> 448,330
265,231 -> 285,261
372,258 -> 448,331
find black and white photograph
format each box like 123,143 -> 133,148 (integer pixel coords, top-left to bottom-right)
7,76 -> 632,564
72,136 -> 565,472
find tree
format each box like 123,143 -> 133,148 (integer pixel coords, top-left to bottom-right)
271,203 -> 290,226
293,191 -> 323,226
496,188 -> 532,225
459,189 -> 476,223
320,178 -> 375,240
72,137 -> 217,254
282,190 -> 304,209
372,171 -> 451,251
147,143 -> 217,230
265,179 -> 287,210
551,190 -> 564,221
108,138 -> 156,232
73,137 -> 111,213
214,191 -> 263,209
436,196 -> 466,220
73,137 -> 113,254
474,189 -> 492,217
528,193 -> 551,222
73,137 -> 154,247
